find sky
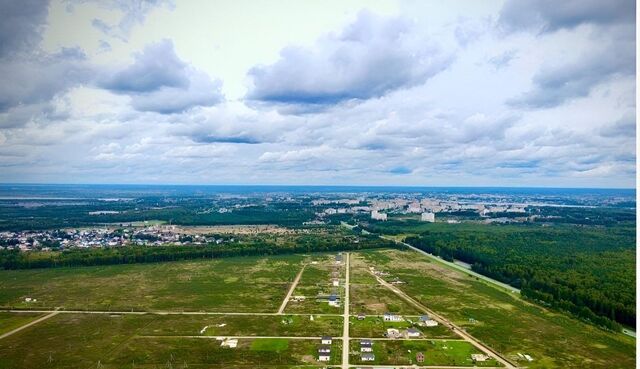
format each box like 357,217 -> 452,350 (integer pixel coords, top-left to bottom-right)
0,0 -> 636,188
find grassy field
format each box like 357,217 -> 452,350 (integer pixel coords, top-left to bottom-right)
0,254 -> 304,312
139,314 -> 343,337
357,248 -> 636,369
349,252 -> 422,316
0,312 -> 43,335
0,313 -> 343,368
348,252 -> 379,284
0,313 -> 157,369
284,254 -> 344,314
349,339 -> 500,367
350,284 -> 422,315
349,316 -> 458,339
0,248 -> 635,368
108,336 -> 343,368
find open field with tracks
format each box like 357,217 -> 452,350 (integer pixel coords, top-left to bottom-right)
0,255 -> 304,312
0,248 -> 634,368
284,254 -> 345,315
355,249 -> 636,369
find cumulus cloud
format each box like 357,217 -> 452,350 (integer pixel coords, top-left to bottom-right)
0,1 -> 635,187
499,0 -> 635,33
247,10 -> 453,108
259,146 -> 334,163
508,42 -> 635,109
0,48 -> 94,115
0,0 -> 49,58
99,40 -> 223,113
599,113 -> 636,138
169,103 -> 289,145
68,0 -> 174,40
0,2 -> 97,123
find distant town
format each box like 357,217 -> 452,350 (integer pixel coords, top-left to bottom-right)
1,189 -> 630,252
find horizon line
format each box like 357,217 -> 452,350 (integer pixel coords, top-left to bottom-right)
0,182 -> 635,191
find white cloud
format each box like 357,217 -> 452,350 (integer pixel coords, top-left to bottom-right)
247,10 -> 453,108
0,1 -> 635,187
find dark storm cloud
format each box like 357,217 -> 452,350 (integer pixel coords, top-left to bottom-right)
99,40 -> 223,114
247,11 -> 452,107
499,0 -> 635,33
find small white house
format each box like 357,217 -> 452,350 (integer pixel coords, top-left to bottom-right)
421,212 -> 435,222
220,338 -> 238,348
424,319 -> 439,327
383,313 -> 402,322
406,328 -> 421,337
386,328 -> 401,339
360,341 -> 373,352
471,354 -> 490,362
321,336 -> 332,345
328,295 -> 340,307
318,353 -> 330,362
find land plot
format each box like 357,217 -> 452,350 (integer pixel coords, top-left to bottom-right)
108,336 -> 343,368
0,255 -> 303,312
0,312 -> 44,335
139,314 -> 343,337
285,254 -> 344,314
357,249 -> 636,369
349,316 -> 458,339
349,339 -> 501,367
0,313 -> 157,369
350,284 -> 422,315
349,253 -> 379,285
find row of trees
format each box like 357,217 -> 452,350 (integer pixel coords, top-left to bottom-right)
404,225 -> 635,330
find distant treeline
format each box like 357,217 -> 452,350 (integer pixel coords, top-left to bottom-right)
0,200 -> 315,231
0,234 -> 397,270
403,225 -> 635,330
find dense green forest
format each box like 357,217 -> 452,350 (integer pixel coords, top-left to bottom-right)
0,233 -> 397,270
399,224 -> 635,330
